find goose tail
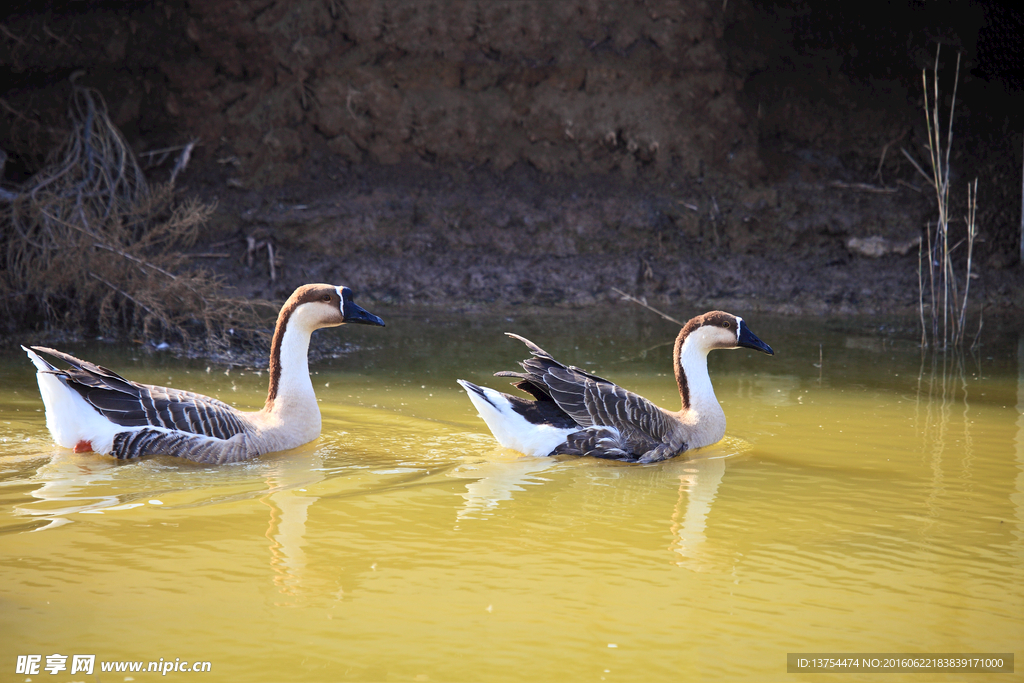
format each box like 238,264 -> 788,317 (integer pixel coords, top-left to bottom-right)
457,379 -> 576,458
22,346 -> 120,454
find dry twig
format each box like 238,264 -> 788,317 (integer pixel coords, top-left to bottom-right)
611,287 -> 685,326
829,181 -> 898,194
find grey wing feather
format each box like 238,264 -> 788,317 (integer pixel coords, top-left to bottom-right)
31,346 -> 250,440
504,333 -> 554,359
552,426 -> 634,460
504,333 -> 616,384
498,334 -> 615,401
543,366 -> 673,454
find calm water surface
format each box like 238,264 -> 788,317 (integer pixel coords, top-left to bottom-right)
1,310 -> 1022,682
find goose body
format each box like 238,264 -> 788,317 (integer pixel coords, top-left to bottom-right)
23,284 -> 384,464
458,311 -> 773,463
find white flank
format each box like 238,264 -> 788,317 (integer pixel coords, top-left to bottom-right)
457,380 -> 575,457
23,346 -> 140,454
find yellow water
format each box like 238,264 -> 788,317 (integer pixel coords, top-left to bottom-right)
1,311 -> 1022,682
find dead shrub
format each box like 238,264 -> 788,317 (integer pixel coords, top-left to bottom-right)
0,85 -> 268,349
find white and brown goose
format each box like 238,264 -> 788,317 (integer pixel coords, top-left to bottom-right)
23,284 -> 384,464
458,311 -> 773,463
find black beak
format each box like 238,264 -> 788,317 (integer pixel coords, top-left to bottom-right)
738,321 -> 773,355
342,293 -> 385,327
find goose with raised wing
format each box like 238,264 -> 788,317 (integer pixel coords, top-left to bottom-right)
458,311 -> 773,463
23,284 -> 385,464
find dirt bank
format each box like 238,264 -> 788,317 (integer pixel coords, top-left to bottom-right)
180,155 -> 1021,322
2,0 -> 1022,337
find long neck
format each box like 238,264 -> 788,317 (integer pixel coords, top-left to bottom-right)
265,317 -> 316,413
675,332 -> 721,419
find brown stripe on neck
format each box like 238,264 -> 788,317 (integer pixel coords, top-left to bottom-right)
674,314 -> 713,411
265,297 -> 302,408
673,329 -> 690,411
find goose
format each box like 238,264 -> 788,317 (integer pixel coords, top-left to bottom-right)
458,311 -> 773,463
23,284 -> 384,464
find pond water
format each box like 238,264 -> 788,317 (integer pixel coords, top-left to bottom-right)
1,309 -> 1022,682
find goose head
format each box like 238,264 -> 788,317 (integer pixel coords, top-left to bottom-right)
280,284 -> 385,333
679,311 -> 773,357
265,284 -> 384,411
672,311 -> 772,415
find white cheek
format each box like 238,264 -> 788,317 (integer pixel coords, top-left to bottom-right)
335,286 -> 345,315
735,316 -> 744,342
681,326 -> 718,357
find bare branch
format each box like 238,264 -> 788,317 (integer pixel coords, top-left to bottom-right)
611,288 -> 685,326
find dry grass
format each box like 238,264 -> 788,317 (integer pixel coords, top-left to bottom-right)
0,85 -> 268,349
905,48 -> 981,350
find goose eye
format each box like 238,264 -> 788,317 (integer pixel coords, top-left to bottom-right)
723,321 -> 731,329
322,295 -> 332,302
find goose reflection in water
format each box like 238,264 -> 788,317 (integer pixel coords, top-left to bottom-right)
665,445 -> 739,572
9,440 -> 330,600
11,453 -> 129,532
258,445 -> 324,600
447,447 -> 558,522
446,434 -> 750,567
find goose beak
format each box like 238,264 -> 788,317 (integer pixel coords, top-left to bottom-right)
738,322 -> 773,355
343,299 -> 385,327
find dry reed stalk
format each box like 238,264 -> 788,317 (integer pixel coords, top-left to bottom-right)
918,240 -> 927,348
0,85 -> 268,349
956,180 -> 978,346
914,47 -> 981,350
